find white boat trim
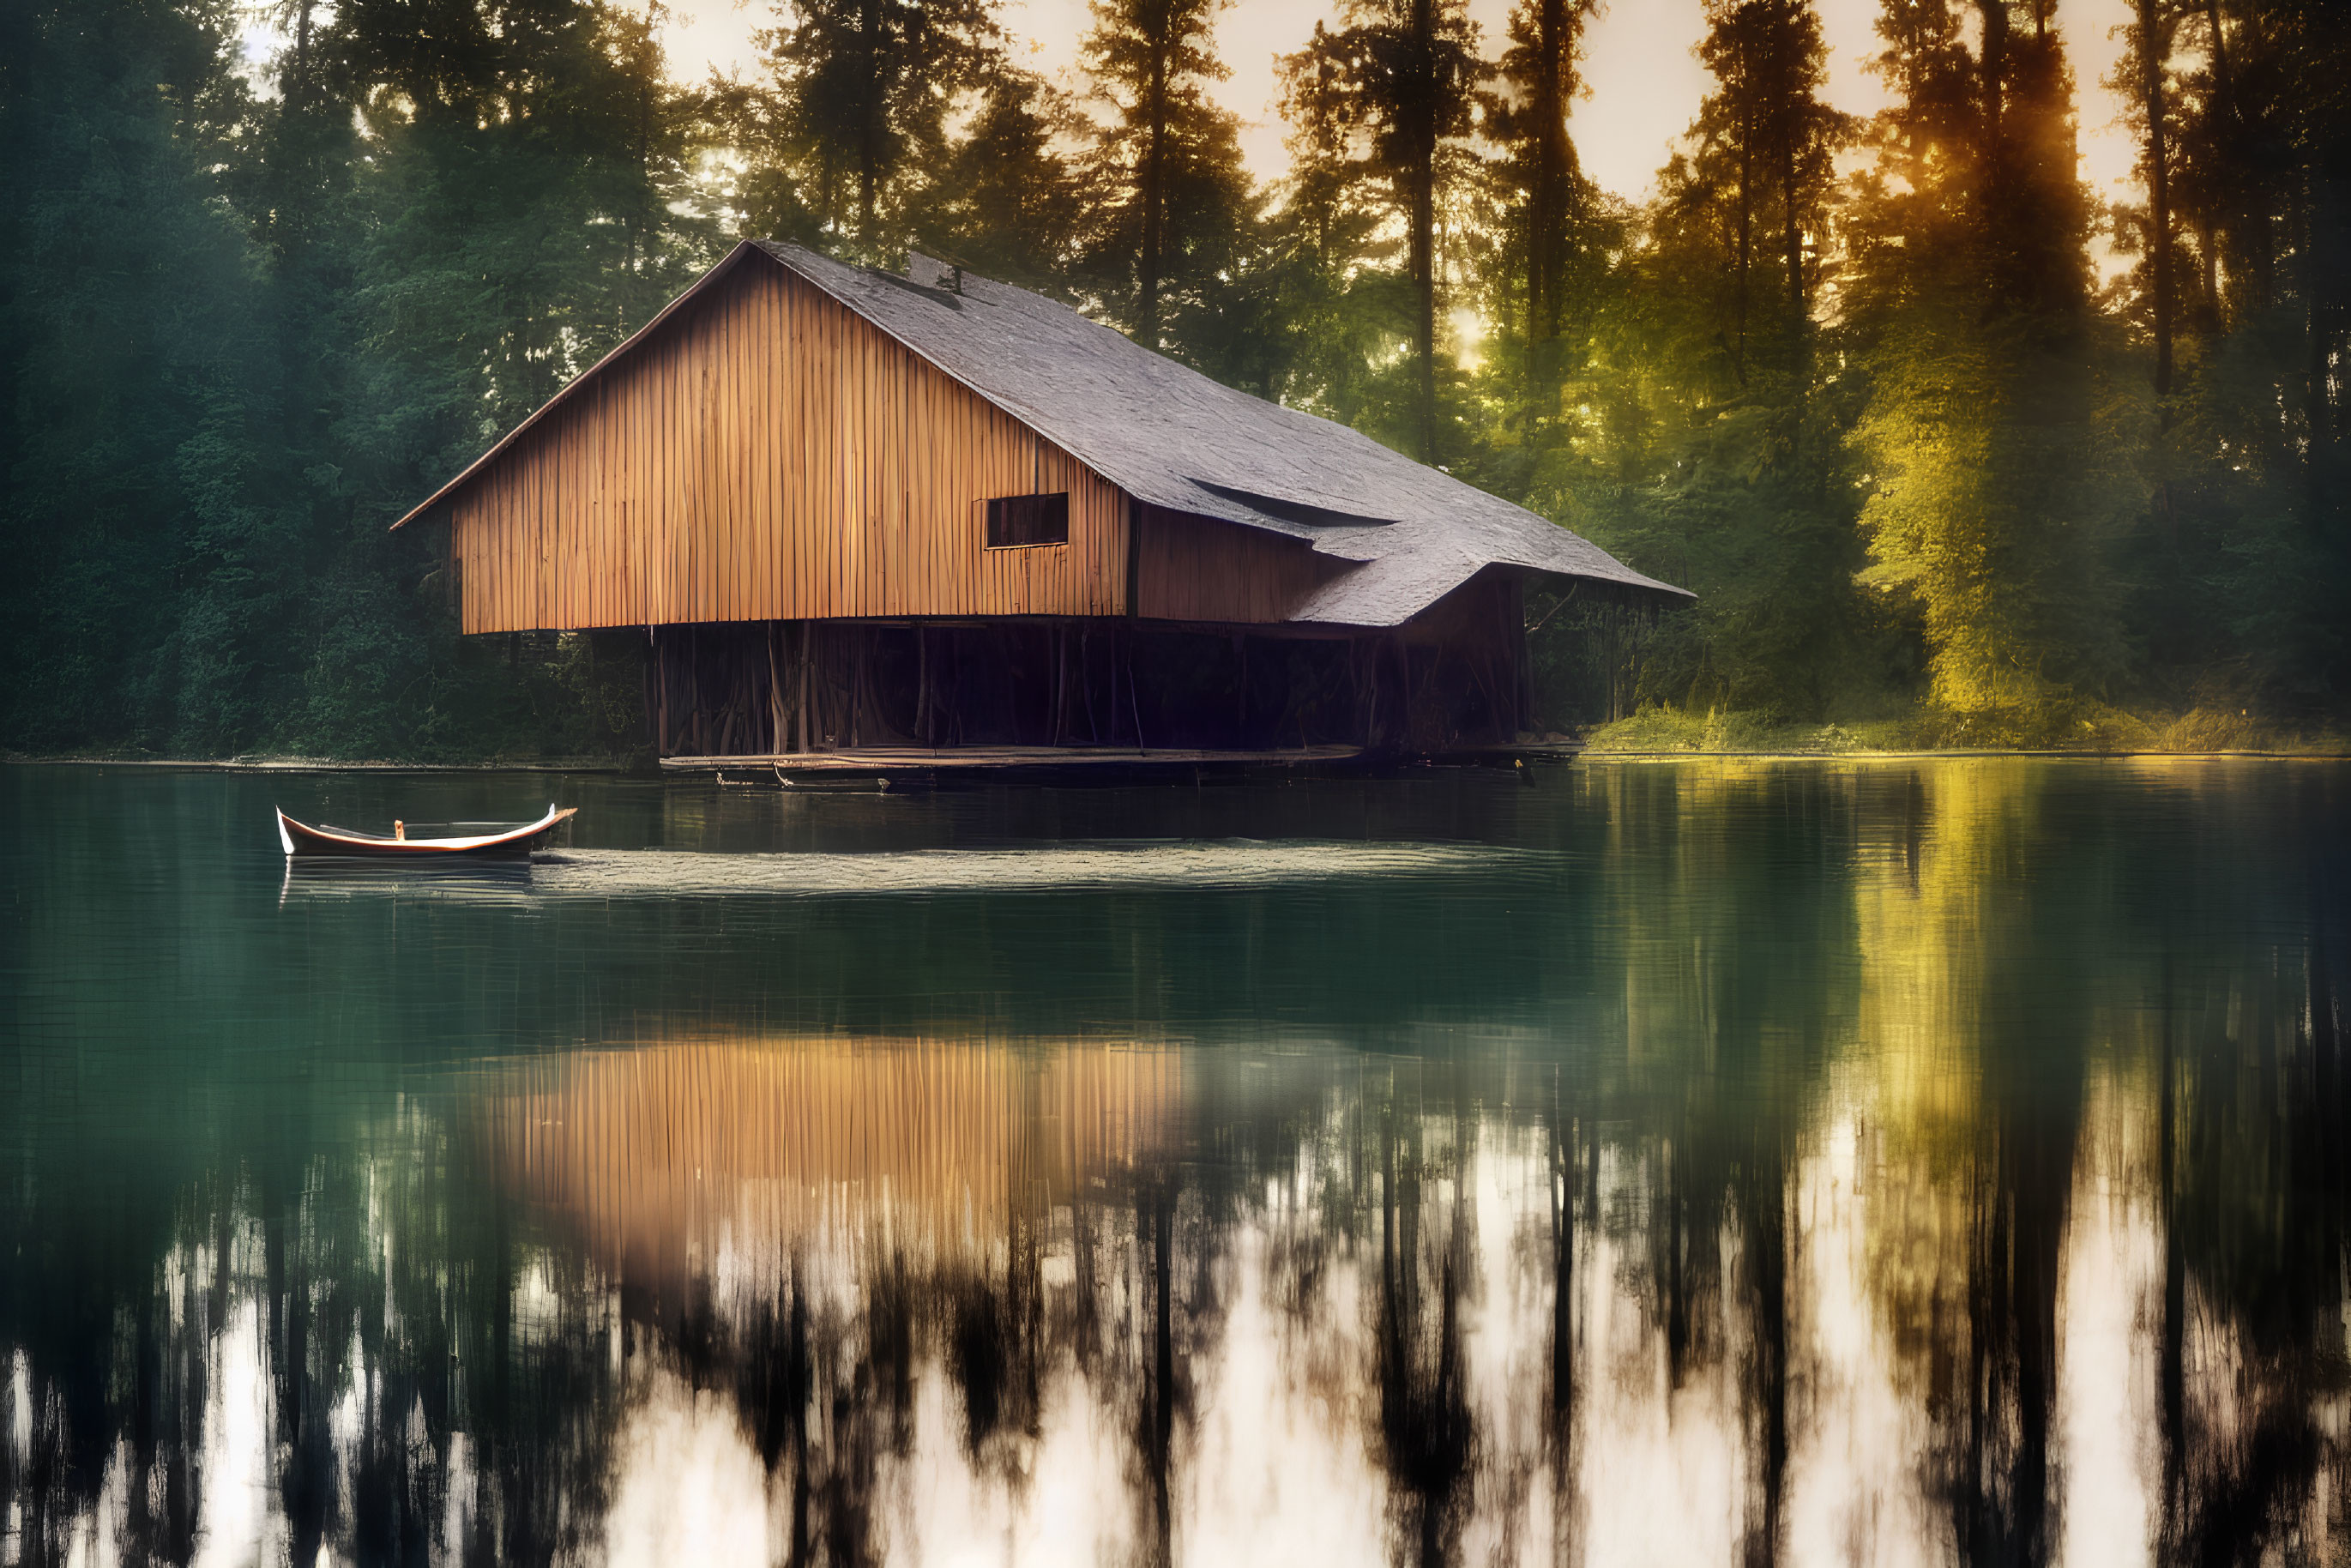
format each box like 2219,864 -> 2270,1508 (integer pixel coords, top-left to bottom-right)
275,804 -> 573,854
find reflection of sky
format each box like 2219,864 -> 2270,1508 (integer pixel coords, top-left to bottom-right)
284,841 -> 1546,903
138,1043 -> 2189,1565
15,757 -> 2343,1564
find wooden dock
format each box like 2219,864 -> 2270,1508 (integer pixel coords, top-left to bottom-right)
666,744 -> 1363,786
661,740 -> 1579,787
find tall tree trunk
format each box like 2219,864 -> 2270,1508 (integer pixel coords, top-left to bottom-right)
1528,0 -> 1568,350
1782,122 -> 1805,363
1977,0 -> 2010,208
1141,35 -> 1167,346
858,0 -> 881,242
2137,0 -> 2174,402
1413,159 -> 1438,461
1410,0 -> 1439,463
1734,93 -> 1754,384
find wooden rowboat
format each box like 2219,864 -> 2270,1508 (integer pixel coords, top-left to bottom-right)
275,805 -> 576,859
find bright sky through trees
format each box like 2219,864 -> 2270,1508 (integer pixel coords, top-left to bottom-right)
51,0 -> 2346,759
654,0 -> 2138,208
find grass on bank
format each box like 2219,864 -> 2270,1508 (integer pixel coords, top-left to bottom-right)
1581,703 -> 2351,755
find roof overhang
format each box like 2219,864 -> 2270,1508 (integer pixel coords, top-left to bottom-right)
388,242 -> 1697,624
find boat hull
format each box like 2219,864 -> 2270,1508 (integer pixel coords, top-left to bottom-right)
275,805 -> 576,859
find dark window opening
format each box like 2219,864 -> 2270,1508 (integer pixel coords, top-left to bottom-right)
986,492 -> 1070,549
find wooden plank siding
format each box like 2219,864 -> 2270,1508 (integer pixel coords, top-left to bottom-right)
450,257 -> 1132,634
1133,504 -> 1352,624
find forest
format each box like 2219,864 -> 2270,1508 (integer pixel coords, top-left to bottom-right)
1,0 -> 2345,759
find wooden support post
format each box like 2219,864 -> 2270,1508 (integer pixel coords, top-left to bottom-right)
1390,636 -> 1409,750
1082,627 -> 1099,743
642,630 -> 656,753
1127,624 -> 1146,753
1513,578 -> 1534,735
916,626 -> 931,745
654,631 -> 669,757
1055,626 -> 1069,745
768,624 -> 787,753
796,620 -> 811,754
949,629 -> 964,747
852,627 -> 866,749
1354,638 -> 1371,745
1235,635 -> 1248,740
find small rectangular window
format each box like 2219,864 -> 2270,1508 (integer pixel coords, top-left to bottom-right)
985,492 -> 1070,549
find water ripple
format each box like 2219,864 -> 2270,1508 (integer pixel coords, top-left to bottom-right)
281,839 -> 1551,902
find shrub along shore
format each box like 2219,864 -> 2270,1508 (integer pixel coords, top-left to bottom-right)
1582,707 -> 2351,757
5,0 -> 2347,759
11,709 -> 2348,771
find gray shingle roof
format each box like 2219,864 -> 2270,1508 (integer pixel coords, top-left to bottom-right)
761,243 -> 1690,624
395,239 -> 1691,625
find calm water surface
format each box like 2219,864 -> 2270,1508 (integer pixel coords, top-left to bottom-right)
2,759 -> 2345,1566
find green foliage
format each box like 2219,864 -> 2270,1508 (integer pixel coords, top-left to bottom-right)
0,0 -> 714,761
1,0 -> 2346,761
1848,310 -> 2143,715
1075,0 -> 1259,360
747,0 -> 1000,255
1837,1 -> 2131,727
918,68 -> 1088,290
1582,705 -> 1912,753
1278,0 -> 1486,459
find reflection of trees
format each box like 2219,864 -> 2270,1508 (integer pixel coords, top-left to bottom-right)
5,762 -> 2347,1564
1584,763 -> 1855,1568
1842,762 -> 2088,1564
1374,1101 -> 1476,1568
0,1113 -> 630,1568
1545,1096 -> 1583,1560
2161,935 -> 2351,1559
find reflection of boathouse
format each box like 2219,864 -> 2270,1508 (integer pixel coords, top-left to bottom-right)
392,243 -> 1688,764
481,1034 -> 1180,1285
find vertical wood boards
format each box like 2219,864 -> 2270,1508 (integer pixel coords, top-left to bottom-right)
1133,506 -> 1352,624
453,257 -> 1132,634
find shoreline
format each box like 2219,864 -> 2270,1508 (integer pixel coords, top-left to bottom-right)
1580,746 -> 2351,761
1,755 -> 634,774
6,747 -> 2347,773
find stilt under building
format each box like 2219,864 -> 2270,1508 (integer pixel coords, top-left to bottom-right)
393,242 -> 1690,770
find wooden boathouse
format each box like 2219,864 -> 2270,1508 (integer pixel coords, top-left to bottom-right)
393,242 -> 1689,770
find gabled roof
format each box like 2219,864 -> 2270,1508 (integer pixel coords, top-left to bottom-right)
395,240 -> 1691,626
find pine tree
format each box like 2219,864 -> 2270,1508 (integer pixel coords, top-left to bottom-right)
0,0 -> 286,751
1480,0 -> 1604,423
1278,0 -> 1486,460
1559,0 -> 1866,719
919,66 -> 1084,290
1642,0 -> 1849,390
2114,0 -> 2183,402
1078,0 -> 1255,354
2119,0 -> 2351,709
1492,0 -> 1594,358
749,0 -> 1002,257
1842,0 -> 2132,730
293,0 -> 714,755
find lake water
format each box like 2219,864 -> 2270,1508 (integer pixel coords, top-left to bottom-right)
2,758 -> 2345,1566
